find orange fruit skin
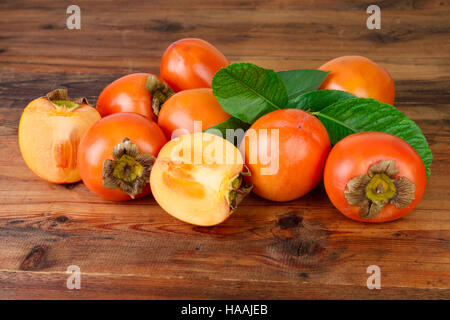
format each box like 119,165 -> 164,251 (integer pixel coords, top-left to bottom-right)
160,38 -> 229,92
96,73 -> 163,120
19,97 -> 100,184
319,55 -> 395,105
77,113 -> 167,201
157,88 -> 231,139
240,109 -> 331,202
324,132 -> 427,223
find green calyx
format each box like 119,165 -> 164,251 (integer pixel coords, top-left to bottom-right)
145,75 -> 174,117
345,160 -> 416,219
112,154 -> 144,183
226,165 -> 253,212
365,173 -> 397,202
103,138 -> 155,199
51,100 -> 80,110
46,88 -> 89,111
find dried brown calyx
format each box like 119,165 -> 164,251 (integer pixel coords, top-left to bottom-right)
227,165 -> 253,213
344,160 -> 416,219
145,75 -> 174,117
103,138 -> 155,199
46,88 -> 89,110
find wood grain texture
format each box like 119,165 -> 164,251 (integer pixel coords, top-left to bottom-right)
0,0 -> 449,299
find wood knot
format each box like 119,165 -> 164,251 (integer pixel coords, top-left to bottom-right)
148,20 -> 183,33
298,272 -> 310,279
20,245 -> 49,271
269,212 -> 331,259
277,212 -> 303,229
8,219 -> 24,225
272,212 -> 325,257
41,24 -> 54,30
55,216 -> 69,223
281,238 -> 319,257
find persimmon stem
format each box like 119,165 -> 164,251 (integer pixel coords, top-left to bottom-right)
46,88 -> 89,110
145,76 -> 174,117
227,170 -> 253,212
376,183 -> 383,194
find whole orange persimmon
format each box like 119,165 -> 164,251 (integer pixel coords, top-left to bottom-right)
160,38 -> 229,92
157,88 -> 231,139
319,56 -> 395,105
324,132 -> 426,223
240,109 -> 331,202
77,113 -> 167,201
96,73 -> 173,120
19,89 -> 100,184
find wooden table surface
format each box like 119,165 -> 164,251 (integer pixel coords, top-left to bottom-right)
0,0 -> 449,299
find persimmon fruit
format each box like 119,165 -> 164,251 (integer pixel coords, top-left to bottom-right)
324,132 -> 426,222
160,38 -> 229,92
19,89 -> 101,184
319,55 -> 395,105
77,113 -> 167,201
240,109 -> 331,202
96,73 -> 174,120
150,132 -> 252,226
157,88 -> 231,139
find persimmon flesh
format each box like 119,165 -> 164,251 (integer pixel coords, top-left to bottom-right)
18,89 -> 101,184
150,132 -> 251,226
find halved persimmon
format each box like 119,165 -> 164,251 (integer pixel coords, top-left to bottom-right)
150,132 -> 252,226
18,89 -> 101,184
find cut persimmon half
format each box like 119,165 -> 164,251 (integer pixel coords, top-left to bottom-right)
150,132 -> 252,226
18,89 -> 101,183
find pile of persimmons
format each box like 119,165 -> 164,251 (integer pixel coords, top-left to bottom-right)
18,38 -> 427,226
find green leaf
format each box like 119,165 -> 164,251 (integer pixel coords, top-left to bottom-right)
204,117 -> 250,146
278,69 -> 329,101
212,63 -> 288,124
313,98 -> 433,177
292,89 -> 355,111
